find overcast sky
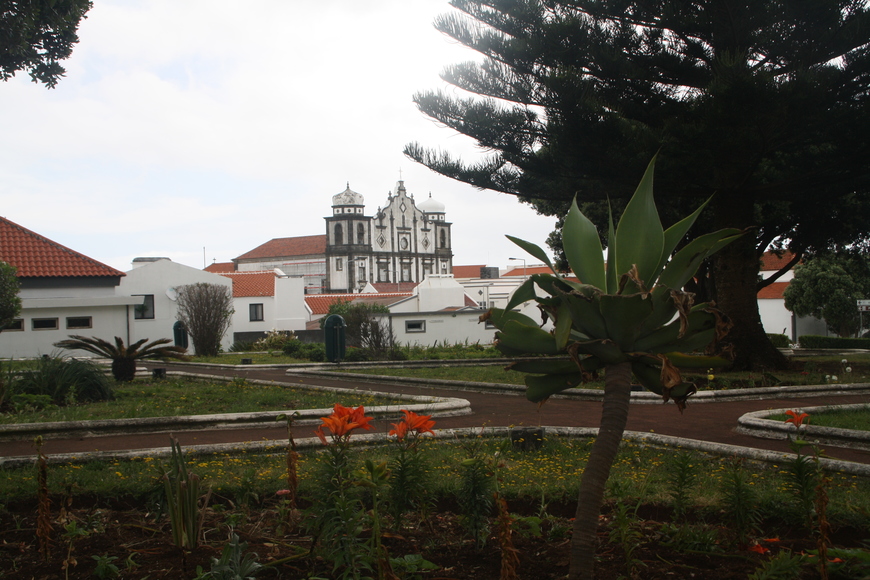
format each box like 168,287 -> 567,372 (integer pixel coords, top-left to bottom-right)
0,0 -> 558,274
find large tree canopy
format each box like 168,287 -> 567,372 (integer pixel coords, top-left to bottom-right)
405,0 -> 870,369
1,0 -> 92,88
0,261 -> 21,329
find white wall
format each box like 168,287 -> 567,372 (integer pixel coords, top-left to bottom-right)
385,310 -> 496,347
119,259 -> 234,354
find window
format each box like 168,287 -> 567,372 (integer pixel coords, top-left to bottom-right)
249,303 -> 264,322
66,316 -> 92,329
32,318 -> 59,330
2,319 -> 23,332
357,223 -> 365,244
335,223 -> 344,245
134,295 -> 155,319
440,229 -> 447,248
405,320 -> 426,333
336,258 -> 343,271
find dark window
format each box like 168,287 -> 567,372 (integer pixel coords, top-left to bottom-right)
336,258 -> 343,271
66,316 -> 92,329
134,295 -> 155,319
335,223 -> 343,245
405,320 -> 425,333
357,223 -> 365,244
249,303 -> 264,322
2,319 -> 23,332
440,229 -> 447,248
32,318 -> 59,330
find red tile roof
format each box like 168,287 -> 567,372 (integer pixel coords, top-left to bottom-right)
219,271 -> 275,297
205,262 -> 235,273
452,265 -> 487,278
758,281 -> 789,300
0,216 -> 125,278
372,282 -> 418,293
305,292 -> 413,315
235,235 -> 327,261
504,265 -> 555,277
760,251 -> 797,272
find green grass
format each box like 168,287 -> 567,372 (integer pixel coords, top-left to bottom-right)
339,365 -> 532,386
3,436 -> 869,533
0,376 -> 407,425
770,406 -> 870,431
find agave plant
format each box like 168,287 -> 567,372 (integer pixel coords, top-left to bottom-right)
54,335 -> 189,382
484,157 -> 743,580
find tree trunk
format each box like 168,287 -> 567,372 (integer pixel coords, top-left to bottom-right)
710,190 -> 788,371
111,357 -> 137,382
569,361 -> 633,580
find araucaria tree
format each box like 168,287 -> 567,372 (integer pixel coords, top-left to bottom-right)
406,0 -> 870,370
0,261 -> 21,330
0,0 -> 93,88
175,283 -> 234,357
486,158 -> 739,580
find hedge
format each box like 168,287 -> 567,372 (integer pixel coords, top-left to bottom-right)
798,335 -> 870,349
766,333 -> 791,348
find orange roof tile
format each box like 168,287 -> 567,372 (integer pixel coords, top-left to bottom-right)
0,216 -> 125,278
305,292 -> 413,315
235,235 -> 327,261
205,262 -> 235,273
219,271 -> 275,297
758,281 -> 789,300
452,265 -> 487,278
760,251 -> 797,272
504,265 -> 554,277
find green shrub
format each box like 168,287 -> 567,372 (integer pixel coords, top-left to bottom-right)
798,335 -> 870,349
343,348 -> 371,362
229,341 -> 254,352
282,340 -> 302,356
300,343 -> 326,362
766,333 -> 791,348
14,356 -> 113,405
252,329 -> 296,351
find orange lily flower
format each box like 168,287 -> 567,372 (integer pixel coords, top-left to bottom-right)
785,409 -> 809,427
389,410 -> 435,440
314,404 -> 373,444
748,544 -> 769,554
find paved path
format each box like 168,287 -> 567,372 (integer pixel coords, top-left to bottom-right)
3,364 -> 870,465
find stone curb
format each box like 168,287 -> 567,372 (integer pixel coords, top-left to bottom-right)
285,367 -> 870,404
736,403 -> 870,451
5,425 -> 869,477
0,372 -> 471,443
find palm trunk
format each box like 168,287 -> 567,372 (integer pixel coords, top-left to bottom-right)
569,361 -> 633,580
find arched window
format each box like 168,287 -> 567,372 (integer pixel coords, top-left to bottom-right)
357,223 -> 365,244
335,223 -> 343,245
439,229 -> 447,248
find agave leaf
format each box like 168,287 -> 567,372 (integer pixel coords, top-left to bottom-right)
553,301 -> 573,350
568,338 -> 627,365
483,306 -> 539,331
648,196 -> 713,285
496,320 -> 560,355
598,293 -> 655,349
613,157 -> 664,290
657,228 -> 744,291
665,352 -> 732,369
605,203 -> 617,294
525,372 -> 585,402
632,309 -> 717,353
562,198 -> 607,290
506,235 -> 556,273
504,277 -> 539,312
630,360 -> 664,396
563,291 -> 608,339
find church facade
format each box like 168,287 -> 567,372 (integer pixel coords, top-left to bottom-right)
325,180 -> 453,293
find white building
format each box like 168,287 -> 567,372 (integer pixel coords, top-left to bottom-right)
0,217 -> 139,359
117,258 -> 235,354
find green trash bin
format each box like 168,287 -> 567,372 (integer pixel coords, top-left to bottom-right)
323,314 -> 347,363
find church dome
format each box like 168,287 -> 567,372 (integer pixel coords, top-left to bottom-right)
332,183 -> 365,206
417,192 -> 445,214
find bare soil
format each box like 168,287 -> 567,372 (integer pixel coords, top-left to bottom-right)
2,497 -> 845,580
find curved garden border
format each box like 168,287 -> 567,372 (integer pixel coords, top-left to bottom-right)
736,403 -> 870,452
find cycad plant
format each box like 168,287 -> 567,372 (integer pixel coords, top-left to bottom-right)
54,335 -> 189,382
485,157 -> 742,580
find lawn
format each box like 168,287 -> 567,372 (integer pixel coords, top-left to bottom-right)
0,376 -> 407,425
770,405 -> 870,431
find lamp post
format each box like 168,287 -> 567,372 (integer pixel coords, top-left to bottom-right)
508,257 -> 527,279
